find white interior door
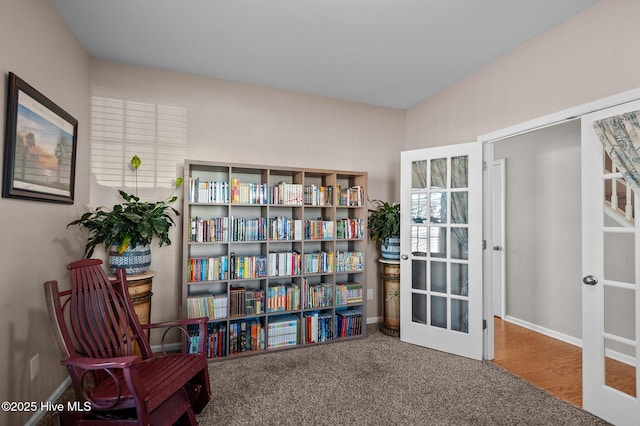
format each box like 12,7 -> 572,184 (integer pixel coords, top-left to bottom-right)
400,142 -> 483,360
582,101 -> 640,425
492,159 -> 505,318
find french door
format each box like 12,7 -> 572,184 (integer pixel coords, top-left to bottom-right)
582,100 -> 640,425
399,142 -> 483,359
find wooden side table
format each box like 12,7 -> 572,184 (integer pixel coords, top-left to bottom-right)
379,259 -> 400,337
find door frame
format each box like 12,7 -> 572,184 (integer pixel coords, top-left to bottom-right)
492,159 -> 506,319
478,86 -> 640,362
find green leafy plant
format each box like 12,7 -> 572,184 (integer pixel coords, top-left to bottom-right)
68,155 -> 183,258
367,200 -> 400,243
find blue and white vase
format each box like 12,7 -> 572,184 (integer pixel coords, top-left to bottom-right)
381,236 -> 400,260
109,244 -> 151,275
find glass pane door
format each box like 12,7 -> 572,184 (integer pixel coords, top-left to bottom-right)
400,142 -> 483,360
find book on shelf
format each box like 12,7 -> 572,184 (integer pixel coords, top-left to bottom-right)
335,251 -> 364,272
231,178 -> 268,204
337,185 -> 365,207
335,282 -> 363,305
336,308 -> 362,337
189,178 -> 230,204
304,281 -> 333,308
267,283 -> 300,312
229,287 -> 265,316
267,314 -> 299,349
229,318 -> 265,354
336,218 -> 364,239
304,219 -> 334,240
229,253 -> 268,279
270,182 -> 303,205
302,310 -> 334,343
303,250 -> 334,274
189,256 -> 229,282
267,251 -> 301,277
187,293 -> 228,320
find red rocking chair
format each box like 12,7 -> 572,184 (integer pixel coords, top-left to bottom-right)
44,259 -> 211,425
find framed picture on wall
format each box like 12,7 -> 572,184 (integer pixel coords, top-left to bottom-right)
2,72 -> 78,204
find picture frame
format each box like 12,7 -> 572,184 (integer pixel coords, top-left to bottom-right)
2,72 -> 78,204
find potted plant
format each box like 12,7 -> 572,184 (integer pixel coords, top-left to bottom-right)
367,200 -> 400,260
68,155 -> 182,274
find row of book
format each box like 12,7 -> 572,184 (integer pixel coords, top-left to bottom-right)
229,318 -> 265,354
267,283 -> 300,312
186,282 -> 362,320
229,287 -> 265,316
303,251 -> 334,274
186,294 -> 228,320
188,177 -> 365,207
335,283 -> 363,305
305,219 -> 334,240
189,256 -> 228,282
302,311 -> 334,343
189,179 -> 230,204
188,309 -> 363,358
336,309 -> 363,337
189,216 -> 269,242
188,251 -> 364,283
189,216 -> 363,243
267,314 -> 299,349
305,282 -> 333,308
335,218 -> 364,239
267,251 -> 302,276
335,251 -> 364,272
187,322 -> 227,358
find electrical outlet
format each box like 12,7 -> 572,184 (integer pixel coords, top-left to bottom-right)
367,289 -> 373,300
30,354 -> 39,381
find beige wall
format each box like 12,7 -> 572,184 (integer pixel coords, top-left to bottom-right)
89,61 -> 405,331
406,0 -> 640,149
0,1 -> 91,425
494,121 -> 582,338
4,0 -> 640,419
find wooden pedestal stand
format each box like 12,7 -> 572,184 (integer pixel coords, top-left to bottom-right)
379,259 -> 400,337
119,271 -> 155,357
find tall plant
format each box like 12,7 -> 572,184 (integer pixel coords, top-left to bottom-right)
367,200 -> 400,243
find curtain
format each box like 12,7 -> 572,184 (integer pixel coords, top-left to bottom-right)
593,110 -> 640,193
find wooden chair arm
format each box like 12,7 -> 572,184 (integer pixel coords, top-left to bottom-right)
141,316 -> 208,330
61,355 -> 139,370
141,316 -> 209,355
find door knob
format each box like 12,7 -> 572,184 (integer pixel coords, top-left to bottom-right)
401,254 -> 408,260
493,246 -> 501,251
583,275 -> 598,286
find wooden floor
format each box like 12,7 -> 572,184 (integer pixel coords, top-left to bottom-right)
492,317 -> 636,408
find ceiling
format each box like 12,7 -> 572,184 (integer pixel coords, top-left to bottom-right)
51,0 -> 600,110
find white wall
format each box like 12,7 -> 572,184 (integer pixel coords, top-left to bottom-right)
89,60 -> 405,328
0,1 -> 90,425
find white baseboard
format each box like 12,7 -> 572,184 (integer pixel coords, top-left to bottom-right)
367,316 -> 382,325
504,315 -> 582,347
25,376 -> 71,426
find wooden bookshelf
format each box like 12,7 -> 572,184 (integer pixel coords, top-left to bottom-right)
181,160 -> 367,360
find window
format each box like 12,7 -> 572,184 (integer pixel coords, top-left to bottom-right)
90,96 -> 187,189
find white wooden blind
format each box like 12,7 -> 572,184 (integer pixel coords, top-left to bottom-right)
90,96 -> 187,189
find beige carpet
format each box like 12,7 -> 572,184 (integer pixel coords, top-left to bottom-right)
200,324 -> 609,425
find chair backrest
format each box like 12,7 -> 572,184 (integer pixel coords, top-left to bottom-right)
45,259 -> 152,370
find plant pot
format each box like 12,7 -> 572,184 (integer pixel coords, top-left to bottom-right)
380,236 -> 400,260
108,244 -> 151,275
